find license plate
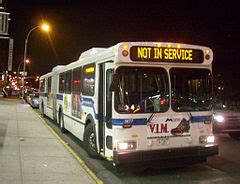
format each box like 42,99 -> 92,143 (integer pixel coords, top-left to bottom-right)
157,137 -> 169,144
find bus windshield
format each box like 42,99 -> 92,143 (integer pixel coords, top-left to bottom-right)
113,67 -> 212,113
170,68 -> 212,112
114,67 -> 169,113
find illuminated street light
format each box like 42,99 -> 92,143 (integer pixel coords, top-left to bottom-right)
41,24 -> 50,32
21,22 -> 50,102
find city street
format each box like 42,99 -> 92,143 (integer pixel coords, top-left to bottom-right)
0,97 -> 98,184
39,109 -> 240,184
1,1 -> 240,184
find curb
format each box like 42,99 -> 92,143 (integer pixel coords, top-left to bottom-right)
33,110 -> 104,184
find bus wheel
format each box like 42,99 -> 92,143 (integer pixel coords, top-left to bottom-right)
84,123 -> 99,158
59,111 -> 67,133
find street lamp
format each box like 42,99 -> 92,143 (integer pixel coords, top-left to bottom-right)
21,23 -> 50,102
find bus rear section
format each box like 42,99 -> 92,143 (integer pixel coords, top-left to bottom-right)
108,43 -> 218,166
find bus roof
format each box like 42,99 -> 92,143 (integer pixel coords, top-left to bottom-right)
41,42 -> 213,77
77,42 -> 213,65
51,65 -> 65,72
80,48 -> 108,59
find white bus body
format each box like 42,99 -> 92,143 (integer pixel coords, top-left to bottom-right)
39,42 -> 218,166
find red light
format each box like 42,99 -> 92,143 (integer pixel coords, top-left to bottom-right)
160,99 -> 165,105
122,50 -> 128,57
73,80 -> 80,84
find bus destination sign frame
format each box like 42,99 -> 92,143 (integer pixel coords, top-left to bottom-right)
130,46 -> 204,63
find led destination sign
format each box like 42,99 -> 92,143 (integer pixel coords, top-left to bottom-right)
130,46 -> 204,63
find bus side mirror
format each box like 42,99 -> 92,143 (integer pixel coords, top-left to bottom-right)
110,74 -> 119,92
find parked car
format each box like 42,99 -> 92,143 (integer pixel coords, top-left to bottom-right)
24,89 -> 34,103
213,100 -> 240,139
26,93 -> 32,104
30,92 -> 40,109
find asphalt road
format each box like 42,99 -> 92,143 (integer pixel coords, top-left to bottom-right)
36,109 -> 240,184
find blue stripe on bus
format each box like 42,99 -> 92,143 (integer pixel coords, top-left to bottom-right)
81,97 -> 98,119
81,97 -> 94,107
40,92 -> 212,125
191,115 -> 212,123
39,92 -> 47,97
56,94 -> 63,100
112,115 -> 212,126
112,118 -> 147,126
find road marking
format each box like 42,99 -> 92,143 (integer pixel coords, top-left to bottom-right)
33,110 -> 104,184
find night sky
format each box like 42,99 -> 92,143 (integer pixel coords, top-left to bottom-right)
4,0 -> 240,88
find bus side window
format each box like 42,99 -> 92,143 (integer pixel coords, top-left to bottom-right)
59,73 -> 65,93
65,71 -> 72,94
82,64 -> 95,96
72,67 -> 82,118
39,79 -> 45,92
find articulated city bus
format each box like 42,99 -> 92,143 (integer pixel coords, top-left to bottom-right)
39,42 -> 218,166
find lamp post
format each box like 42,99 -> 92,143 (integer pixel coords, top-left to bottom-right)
21,23 -> 50,102
17,59 -> 29,87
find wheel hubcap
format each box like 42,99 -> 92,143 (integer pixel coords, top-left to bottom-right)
89,132 -> 96,150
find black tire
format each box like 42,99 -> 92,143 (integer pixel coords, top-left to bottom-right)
229,133 -> 240,140
84,123 -> 100,158
59,111 -> 67,133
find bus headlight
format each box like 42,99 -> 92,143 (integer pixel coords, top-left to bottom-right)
199,135 -> 215,144
33,99 -> 39,104
117,141 -> 137,151
207,135 -> 215,143
213,114 -> 224,123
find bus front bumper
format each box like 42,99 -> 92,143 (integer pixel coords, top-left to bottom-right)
113,144 -> 218,166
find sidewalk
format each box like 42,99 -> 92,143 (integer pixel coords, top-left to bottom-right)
0,97 -> 96,184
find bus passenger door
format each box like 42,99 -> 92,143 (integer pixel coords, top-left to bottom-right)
98,63 -> 114,159
47,77 -> 53,118
52,75 -> 57,121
